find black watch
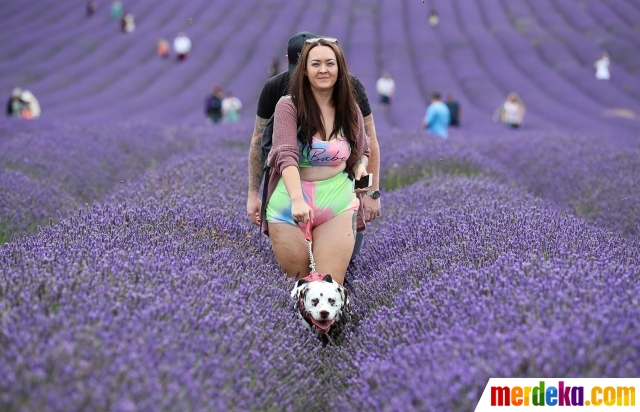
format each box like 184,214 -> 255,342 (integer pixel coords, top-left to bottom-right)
365,190 -> 381,199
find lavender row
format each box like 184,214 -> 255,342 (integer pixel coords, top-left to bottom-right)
0,170 -> 74,243
332,177 -> 639,411
2,143 -> 638,410
340,254 -> 638,411
379,130 -> 640,239
0,120 -> 251,242
3,117 -> 637,244
0,149 -> 326,411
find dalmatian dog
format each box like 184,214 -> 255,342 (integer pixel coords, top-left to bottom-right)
290,273 -> 349,337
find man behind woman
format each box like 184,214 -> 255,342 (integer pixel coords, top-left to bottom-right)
264,38 -> 371,285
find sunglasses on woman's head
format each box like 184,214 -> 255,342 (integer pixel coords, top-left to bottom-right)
305,37 -> 338,44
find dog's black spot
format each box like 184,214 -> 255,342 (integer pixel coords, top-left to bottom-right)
311,298 -> 319,306
296,279 -> 309,287
322,274 -> 333,283
328,298 -> 336,305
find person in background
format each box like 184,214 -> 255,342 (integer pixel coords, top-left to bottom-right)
445,93 -> 461,127
205,85 -> 223,124
86,1 -> 98,18
423,91 -> 450,138
375,71 -> 396,111
157,38 -> 170,58
264,38 -> 370,285
6,88 -> 24,117
173,32 -> 192,61
429,10 -> 440,27
19,90 -> 41,119
594,52 -> 611,81
222,92 -> 243,123
245,31 -> 382,262
494,92 -> 526,128
110,1 -> 122,20
121,13 -> 135,33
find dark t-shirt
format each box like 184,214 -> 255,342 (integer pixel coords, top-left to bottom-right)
205,95 -> 222,116
446,101 -> 460,125
256,71 -> 372,120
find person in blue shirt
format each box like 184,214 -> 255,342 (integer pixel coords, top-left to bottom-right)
423,91 -> 450,138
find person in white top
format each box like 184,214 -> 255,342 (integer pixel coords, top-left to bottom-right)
428,10 -> 440,27
222,92 -> 243,123
173,33 -> 192,61
594,52 -> 610,80
375,71 -> 396,111
494,92 -> 525,128
121,13 -> 135,33
20,90 -> 41,119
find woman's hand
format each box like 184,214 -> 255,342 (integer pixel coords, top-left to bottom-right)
291,198 -> 313,224
352,163 -> 368,182
281,166 -> 311,224
352,155 -> 369,180
352,160 -> 369,195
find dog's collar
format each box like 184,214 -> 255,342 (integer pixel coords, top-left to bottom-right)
300,272 -> 326,282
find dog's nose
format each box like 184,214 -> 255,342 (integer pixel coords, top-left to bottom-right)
319,310 -> 330,319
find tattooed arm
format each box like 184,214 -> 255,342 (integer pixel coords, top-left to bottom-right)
361,114 -> 382,222
247,115 -> 269,226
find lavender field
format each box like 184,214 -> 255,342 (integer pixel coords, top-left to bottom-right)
1,0 -> 639,411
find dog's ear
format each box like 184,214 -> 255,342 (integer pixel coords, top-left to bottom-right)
338,286 -> 349,307
322,274 -> 333,283
296,278 -> 309,287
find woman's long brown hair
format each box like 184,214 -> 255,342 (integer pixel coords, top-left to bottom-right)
288,39 -> 360,159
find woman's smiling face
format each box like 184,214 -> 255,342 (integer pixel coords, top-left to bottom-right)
305,45 -> 339,91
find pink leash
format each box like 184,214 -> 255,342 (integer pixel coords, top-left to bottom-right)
294,221 -> 324,282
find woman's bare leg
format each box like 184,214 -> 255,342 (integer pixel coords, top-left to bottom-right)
268,222 -> 310,279
309,211 -> 356,285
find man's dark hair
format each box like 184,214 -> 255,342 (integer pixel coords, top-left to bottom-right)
431,91 -> 442,100
287,31 -> 319,75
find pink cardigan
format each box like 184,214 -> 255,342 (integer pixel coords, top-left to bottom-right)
262,96 -> 371,235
